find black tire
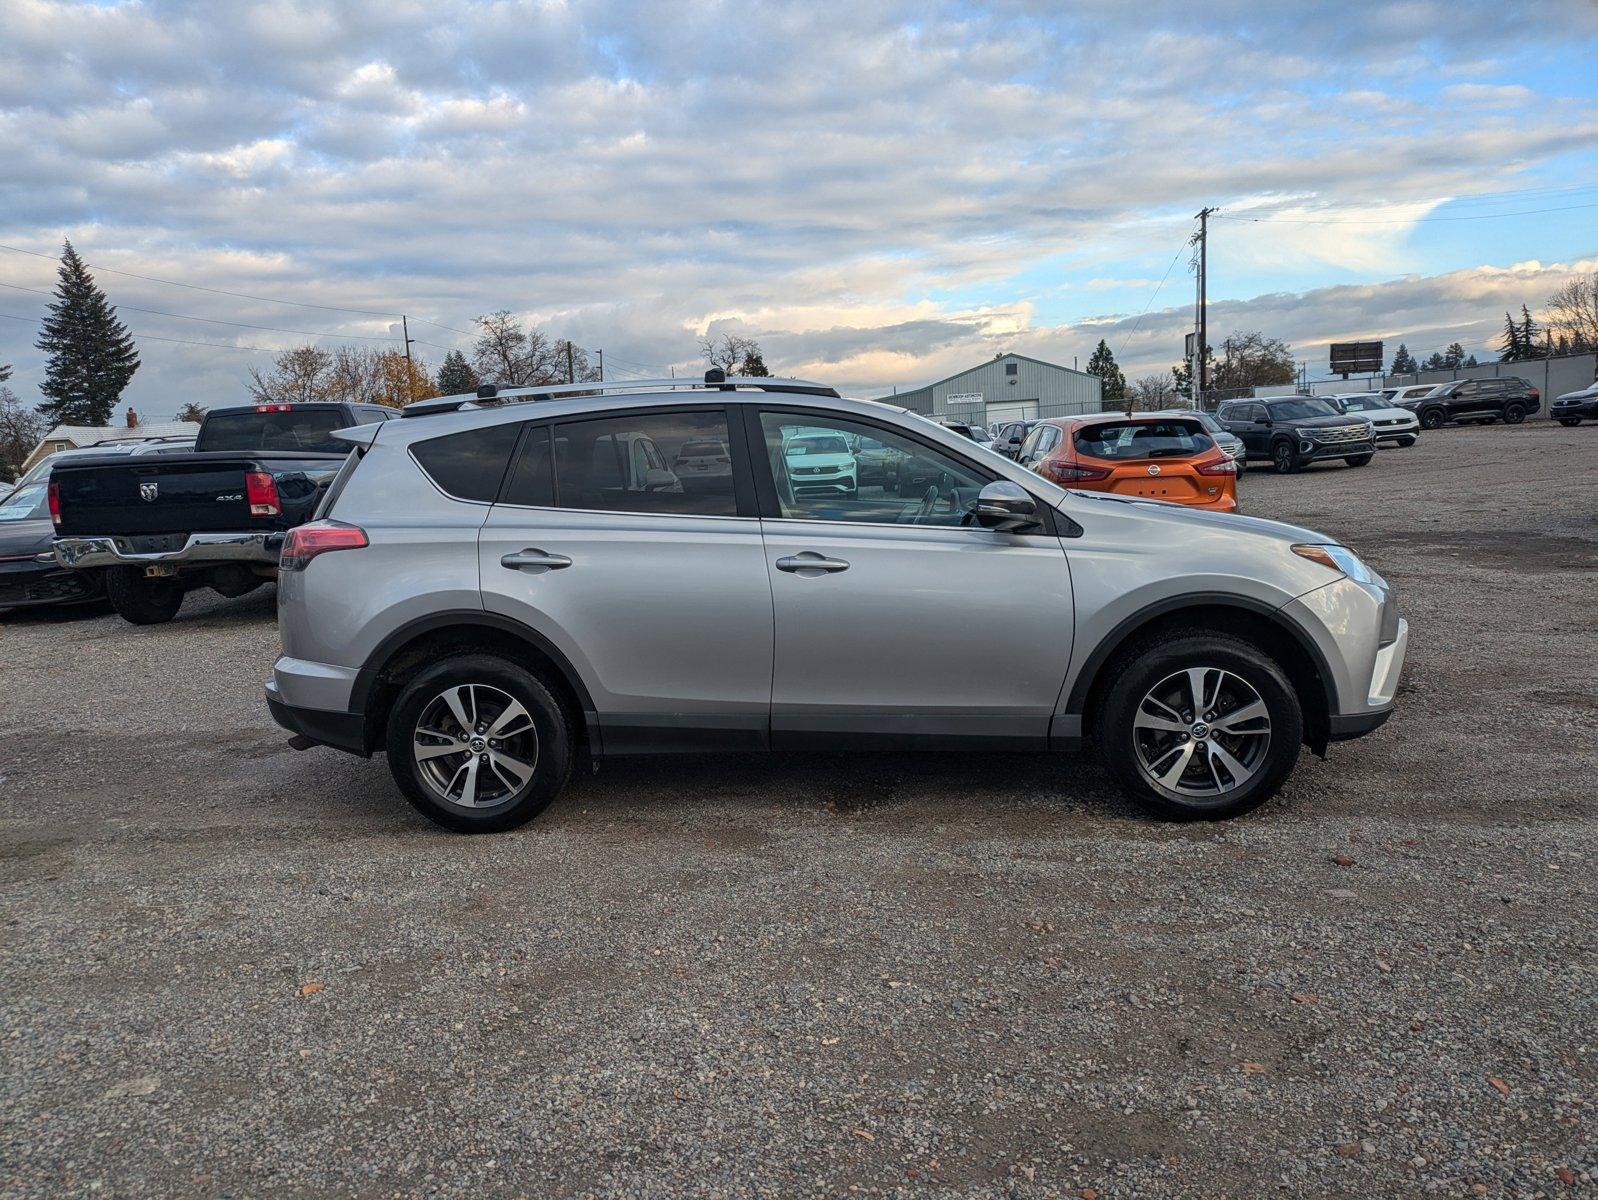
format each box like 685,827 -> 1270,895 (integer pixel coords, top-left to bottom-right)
1420,407 -> 1445,430
1558,418 -> 1581,427
1503,404 -> 1526,425
1270,440 -> 1298,474
1344,454 -> 1372,468
385,654 -> 572,833
1397,435 -> 1417,447
104,566 -> 184,625
1095,630 -> 1304,821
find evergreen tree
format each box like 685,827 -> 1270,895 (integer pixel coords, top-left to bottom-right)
436,349 -> 478,395
1497,312 -> 1524,363
1171,345 -> 1215,403
1085,339 -> 1126,408
1422,352 -> 1447,371
1464,354 -> 1478,368
1518,305 -> 1541,360
739,347 -> 771,377
1389,344 -> 1417,374
34,241 -> 140,425
1442,342 -> 1466,369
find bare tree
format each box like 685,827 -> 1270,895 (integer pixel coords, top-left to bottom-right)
1129,373 -> 1176,411
1544,272 -> 1598,353
701,334 -> 767,376
1211,331 -> 1296,391
174,402 -> 207,423
1,381 -> 48,479
472,310 -> 565,386
247,346 -> 333,404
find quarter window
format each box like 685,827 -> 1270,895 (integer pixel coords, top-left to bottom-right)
758,412 -> 990,528
412,422 -> 522,502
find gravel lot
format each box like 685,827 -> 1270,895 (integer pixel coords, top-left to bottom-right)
2,421 -> 1594,1199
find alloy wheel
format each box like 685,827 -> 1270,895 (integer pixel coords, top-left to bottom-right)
1132,667 -> 1272,803
412,683 -> 540,809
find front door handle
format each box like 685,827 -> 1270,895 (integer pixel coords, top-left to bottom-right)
501,549 -> 573,572
775,552 -> 850,574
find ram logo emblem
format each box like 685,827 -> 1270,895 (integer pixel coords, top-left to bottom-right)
139,481 -> 159,502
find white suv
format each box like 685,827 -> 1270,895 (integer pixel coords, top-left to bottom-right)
268,373 -> 1407,832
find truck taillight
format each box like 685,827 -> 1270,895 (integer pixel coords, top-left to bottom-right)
254,404 -> 294,413
48,480 -> 61,527
280,521 -> 367,571
245,470 -> 280,517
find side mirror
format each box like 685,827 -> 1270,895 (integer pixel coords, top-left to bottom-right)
642,467 -> 678,492
972,481 -> 1040,531
1254,416 -> 1272,425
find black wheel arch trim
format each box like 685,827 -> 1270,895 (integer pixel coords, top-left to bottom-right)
350,610 -> 600,747
1062,592 -> 1340,719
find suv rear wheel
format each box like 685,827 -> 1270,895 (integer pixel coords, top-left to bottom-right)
385,654 -> 572,833
1095,631 -> 1304,820
1503,403 -> 1526,424
1420,407 -> 1445,430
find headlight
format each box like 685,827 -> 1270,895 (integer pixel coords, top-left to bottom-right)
1292,543 -> 1375,584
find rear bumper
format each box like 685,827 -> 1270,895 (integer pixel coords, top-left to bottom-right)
54,530 -> 284,570
265,678 -> 369,757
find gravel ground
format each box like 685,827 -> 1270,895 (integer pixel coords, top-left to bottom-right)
2,421 -> 1594,1199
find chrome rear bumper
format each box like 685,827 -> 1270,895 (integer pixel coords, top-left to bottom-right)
54,531 -> 284,570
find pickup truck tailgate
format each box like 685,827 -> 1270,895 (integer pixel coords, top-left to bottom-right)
54,457 -> 266,537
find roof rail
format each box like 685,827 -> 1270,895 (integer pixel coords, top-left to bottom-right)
399,371 -> 840,417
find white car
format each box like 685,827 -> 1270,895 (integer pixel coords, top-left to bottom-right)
672,437 -> 732,491
782,429 -> 857,497
1331,394 -> 1420,447
1379,384 -> 1437,407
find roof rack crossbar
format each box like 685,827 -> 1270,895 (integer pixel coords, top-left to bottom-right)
400,374 -> 840,417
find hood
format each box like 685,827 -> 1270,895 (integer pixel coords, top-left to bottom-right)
1290,414 -> 1370,431
1064,489 -> 1329,544
0,517 -> 55,559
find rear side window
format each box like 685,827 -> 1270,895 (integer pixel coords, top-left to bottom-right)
1074,420 -> 1211,460
201,408 -> 348,453
550,409 -> 738,516
412,422 -> 522,502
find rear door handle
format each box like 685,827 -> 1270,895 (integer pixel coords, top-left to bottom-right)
501,549 -> 573,571
775,552 -> 850,574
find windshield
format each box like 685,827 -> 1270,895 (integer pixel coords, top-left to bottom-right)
1268,398 -> 1341,420
786,435 -> 850,456
1338,396 -> 1382,412
0,481 -> 49,522
201,408 -> 348,453
1074,420 -> 1212,460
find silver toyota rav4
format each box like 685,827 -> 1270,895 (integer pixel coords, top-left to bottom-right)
267,373 -> 1407,832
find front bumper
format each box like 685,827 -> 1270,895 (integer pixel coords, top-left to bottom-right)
54,530 -> 284,571
1370,422 -> 1419,442
1297,437 -> 1377,462
265,677 -> 369,757
0,555 -> 101,609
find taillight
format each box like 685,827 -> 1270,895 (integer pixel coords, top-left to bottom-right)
255,404 -> 293,413
1195,455 -> 1238,476
280,520 -> 367,571
48,480 -> 61,527
1043,461 -> 1111,483
245,470 -> 280,517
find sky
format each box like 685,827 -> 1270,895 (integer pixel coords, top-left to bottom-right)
1,0 -> 1596,421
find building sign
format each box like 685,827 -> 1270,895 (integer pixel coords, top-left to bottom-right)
1329,341 -> 1383,376
945,392 -> 984,407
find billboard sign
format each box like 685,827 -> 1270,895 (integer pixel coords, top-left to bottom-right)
945,392 -> 984,407
1329,341 -> 1383,376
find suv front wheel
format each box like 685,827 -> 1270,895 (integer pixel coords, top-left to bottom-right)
386,655 -> 572,832
1095,631 -> 1304,820
1270,440 -> 1298,474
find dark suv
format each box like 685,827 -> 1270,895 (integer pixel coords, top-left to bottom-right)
1216,397 -> 1377,474
1400,377 -> 1540,429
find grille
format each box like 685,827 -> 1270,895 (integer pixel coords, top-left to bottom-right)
1315,424 -> 1370,445
794,465 -> 836,476
0,572 -> 93,604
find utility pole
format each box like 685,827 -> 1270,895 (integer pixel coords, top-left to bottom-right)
1192,207 -> 1217,408
597,349 -> 603,382
401,316 -> 415,367
566,341 -> 575,384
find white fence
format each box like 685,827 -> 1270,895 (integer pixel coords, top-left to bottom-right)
1255,352 -> 1597,415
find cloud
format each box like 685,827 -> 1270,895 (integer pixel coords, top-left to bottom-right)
0,0 -> 1593,416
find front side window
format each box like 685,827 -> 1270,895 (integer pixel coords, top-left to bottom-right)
548,410 -> 737,516
759,411 -> 990,527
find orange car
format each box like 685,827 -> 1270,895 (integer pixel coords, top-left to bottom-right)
1019,413 -> 1239,510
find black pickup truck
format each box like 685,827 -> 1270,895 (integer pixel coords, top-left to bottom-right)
52,402 -> 395,623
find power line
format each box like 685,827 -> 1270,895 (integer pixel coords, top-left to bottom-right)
1214,200 -> 1598,227
0,309 -> 280,353
1114,239 -> 1188,358
0,279 -> 402,342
